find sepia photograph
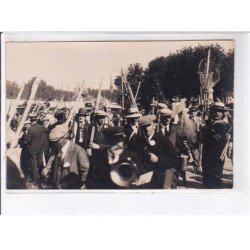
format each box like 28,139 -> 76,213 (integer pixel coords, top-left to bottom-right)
4,37 -> 234,191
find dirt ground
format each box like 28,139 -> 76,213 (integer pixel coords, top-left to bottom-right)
177,157 -> 233,189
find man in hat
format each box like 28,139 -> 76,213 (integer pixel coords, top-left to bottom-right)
18,119 -> 32,182
71,107 -> 90,149
199,102 -> 231,189
139,115 -> 178,189
24,114 -> 49,187
88,110 -> 109,154
10,112 -> 22,132
89,126 -> 142,189
124,107 -> 143,156
46,124 -> 90,189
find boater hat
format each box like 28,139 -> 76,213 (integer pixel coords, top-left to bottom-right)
126,107 -> 141,119
211,102 -> 228,112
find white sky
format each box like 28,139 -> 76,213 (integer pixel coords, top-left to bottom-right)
5,40 -> 234,90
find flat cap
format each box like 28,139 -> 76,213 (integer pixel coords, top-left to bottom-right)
103,126 -> 126,145
49,124 -> 69,141
139,115 -> 157,127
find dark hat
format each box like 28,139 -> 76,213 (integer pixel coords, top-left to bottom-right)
189,106 -> 198,112
103,126 -> 126,145
77,108 -> 87,116
49,124 -> 69,142
211,102 -> 228,112
95,110 -> 108,117
139,115 -> 157,127
29,114 -> 37,122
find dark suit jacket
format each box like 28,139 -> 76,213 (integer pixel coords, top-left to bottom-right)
25,123 -> 49,154
142,132 -> 178,171
71,121 -> 90,149
124,124 -> 144,155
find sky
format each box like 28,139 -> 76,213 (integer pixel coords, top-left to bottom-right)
5,40 -> 234,90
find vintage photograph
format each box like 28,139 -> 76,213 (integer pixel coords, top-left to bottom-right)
5,39 -> 234,190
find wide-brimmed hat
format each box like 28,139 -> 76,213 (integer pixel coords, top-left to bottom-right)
103,126 -> 126,145
211,102 -> 228,112
160,108 -> 173,117
77,108 -> 87,116
49,124 -> 69,141
139,115 -> 157,127
126,107 -> 141,119
95,110 -> 108,117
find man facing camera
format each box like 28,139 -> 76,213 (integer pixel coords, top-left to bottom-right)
139,115 -> 179,189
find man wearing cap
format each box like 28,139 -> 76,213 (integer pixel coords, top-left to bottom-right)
199,102 -> 231,189
88,110 -> 109,154
46,124 -> 90,189
24,114 -> 49,187
139,115 -> 179,189
90,126 -> 142,189
124,107 -> 143,156
71,108 -> 90,149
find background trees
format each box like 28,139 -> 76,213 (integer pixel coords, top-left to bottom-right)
6,43 -> 234,111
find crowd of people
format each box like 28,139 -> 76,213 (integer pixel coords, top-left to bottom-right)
6,96 -> 234,190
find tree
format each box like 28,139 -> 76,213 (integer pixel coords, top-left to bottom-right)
138,44 -> 234,111
6,81 -> 20,98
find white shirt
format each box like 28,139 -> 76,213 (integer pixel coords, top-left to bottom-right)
61,140 -> 70,159
161,124 -> 170,135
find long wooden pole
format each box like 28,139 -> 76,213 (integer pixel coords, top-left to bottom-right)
6,83 -> 25,128
9,77 -> 39,149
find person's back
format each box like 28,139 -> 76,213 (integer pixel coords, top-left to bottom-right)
25,122 -> 48,153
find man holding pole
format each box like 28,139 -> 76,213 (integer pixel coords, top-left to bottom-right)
199,102 -> 231,189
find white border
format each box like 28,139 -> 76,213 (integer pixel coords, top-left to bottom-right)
1,32 -> 249,214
